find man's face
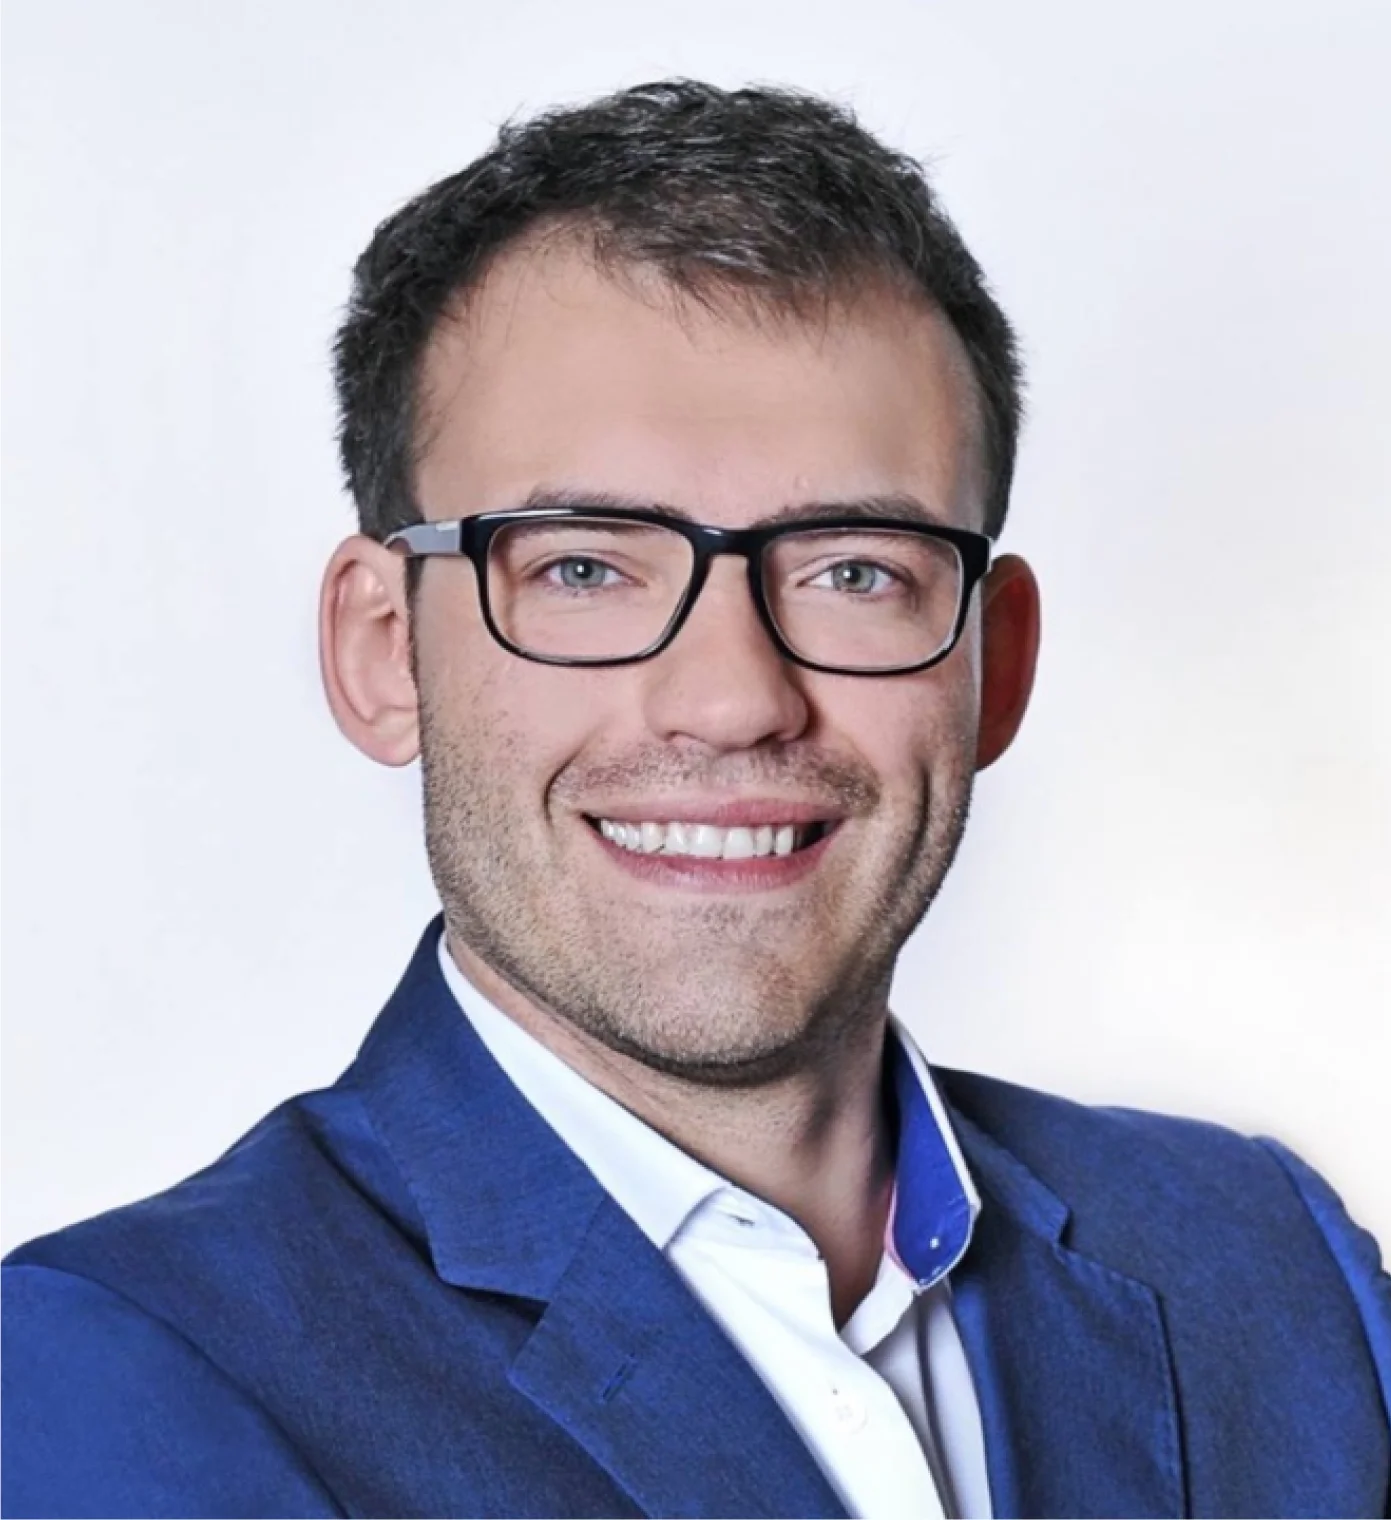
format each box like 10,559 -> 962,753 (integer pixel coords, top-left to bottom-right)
410,246 -> 989,1083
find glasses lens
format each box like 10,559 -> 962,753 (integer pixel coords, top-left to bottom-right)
764,528 -> 964,671
487,517 -> 694,660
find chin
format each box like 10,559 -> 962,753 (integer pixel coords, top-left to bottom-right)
601,1029 -> 818,1089
577,984 -> 850,1090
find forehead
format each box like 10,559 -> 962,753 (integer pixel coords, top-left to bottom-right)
415,242 -> 985,528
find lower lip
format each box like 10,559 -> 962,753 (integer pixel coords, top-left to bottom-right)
587,823 -> 840,893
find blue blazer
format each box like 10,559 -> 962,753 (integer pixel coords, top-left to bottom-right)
4,922 -> 1389,1518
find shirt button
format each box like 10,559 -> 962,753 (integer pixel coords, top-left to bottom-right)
830,1390 -> 866,1432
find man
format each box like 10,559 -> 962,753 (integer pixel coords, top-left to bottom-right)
3,79 -> 1387,1520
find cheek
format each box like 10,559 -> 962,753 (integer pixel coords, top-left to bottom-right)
500,675 -> 618,763
433,642 -> 635,799
831,667 -> 979,794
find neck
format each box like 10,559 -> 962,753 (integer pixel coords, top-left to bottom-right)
448,933 -> 896,1328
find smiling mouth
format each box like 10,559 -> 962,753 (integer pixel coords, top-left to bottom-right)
584,817 -> 835,860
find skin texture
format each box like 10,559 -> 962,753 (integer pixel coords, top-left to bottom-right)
321,243 -> 1041,1320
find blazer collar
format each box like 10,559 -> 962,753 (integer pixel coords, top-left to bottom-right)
348,919 -> 848,1518
349,917 -> 610,1300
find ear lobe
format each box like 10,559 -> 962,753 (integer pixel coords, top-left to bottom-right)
319,535 -> 420,767
975,553 -> 1041,771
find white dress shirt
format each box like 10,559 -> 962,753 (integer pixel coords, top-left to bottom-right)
438,942 -> 993,1519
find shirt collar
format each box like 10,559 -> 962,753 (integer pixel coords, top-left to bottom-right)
437,937 -> 979,1281
885,1012 -> 981,1287
437,938 -> 719,1249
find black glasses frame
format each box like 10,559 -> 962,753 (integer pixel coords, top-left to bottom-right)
384,505 -> 993,677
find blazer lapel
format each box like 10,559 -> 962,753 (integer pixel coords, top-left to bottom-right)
949,1112 -> 1185,1519
511,1197 -> 846,1519
353,921 -> 844,1519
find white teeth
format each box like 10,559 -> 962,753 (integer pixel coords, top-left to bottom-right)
722,827 -> 756,860
688,824 -> 724,858
594,817 -> 826,860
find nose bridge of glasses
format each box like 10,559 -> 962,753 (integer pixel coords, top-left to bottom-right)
647,534 -> 790,673
685,521 -> 784,600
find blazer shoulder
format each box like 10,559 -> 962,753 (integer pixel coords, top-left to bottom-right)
1,1261 -> 341,1518
938,1063 -> 1305,1206
3,1080 -> 422,1374
1254,1135 -> 1391,1419
937,1064 -> 1263,1187
936,1064 -> 1388,1301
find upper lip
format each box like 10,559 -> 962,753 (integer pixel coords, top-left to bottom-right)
582,799 -> 846,828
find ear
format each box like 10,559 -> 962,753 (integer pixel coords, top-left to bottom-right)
975,552 -> 1041,771
319,535 -> 420,766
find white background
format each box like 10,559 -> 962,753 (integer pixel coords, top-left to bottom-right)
4,0 -> 1388,1255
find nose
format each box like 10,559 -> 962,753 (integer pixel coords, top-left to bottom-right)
638,556 -> 811,752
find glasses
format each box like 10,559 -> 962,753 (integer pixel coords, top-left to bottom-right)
385,506 -> 992,677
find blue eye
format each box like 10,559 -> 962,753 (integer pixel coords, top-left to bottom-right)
545,558 -> 621,590
810,561 -> 896,594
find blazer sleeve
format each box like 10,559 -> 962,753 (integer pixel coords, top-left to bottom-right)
1,1263 -> 343,1520
1255,1139 -> 1391,1438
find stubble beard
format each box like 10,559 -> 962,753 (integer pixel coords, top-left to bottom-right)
419,696 -> 975,1089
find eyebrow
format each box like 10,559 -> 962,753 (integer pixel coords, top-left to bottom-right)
517,485 -> 951,528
